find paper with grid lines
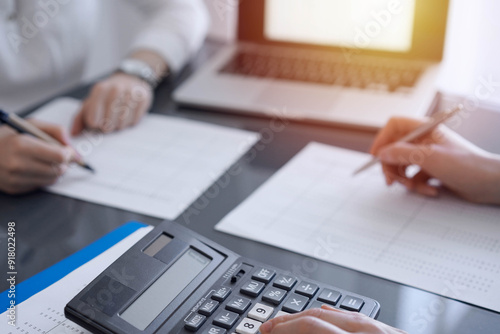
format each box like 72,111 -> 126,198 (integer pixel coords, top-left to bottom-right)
216,142 -> 500,312
32,98 -> 259,219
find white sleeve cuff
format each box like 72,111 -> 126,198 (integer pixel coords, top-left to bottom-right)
129,0 -> 210,73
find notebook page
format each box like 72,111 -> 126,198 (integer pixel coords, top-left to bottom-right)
31,98 -> 260,219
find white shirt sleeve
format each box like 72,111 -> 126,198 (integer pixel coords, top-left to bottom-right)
124,0 -> 210,73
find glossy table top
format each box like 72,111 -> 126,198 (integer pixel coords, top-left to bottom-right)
0,42 -> 498,333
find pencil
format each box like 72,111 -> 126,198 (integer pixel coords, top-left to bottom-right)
0,110 -> 95,173
353,104 -> 464,176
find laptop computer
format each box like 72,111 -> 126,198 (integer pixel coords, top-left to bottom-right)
174,0 -> 449,130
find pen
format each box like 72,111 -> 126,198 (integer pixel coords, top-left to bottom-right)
0,109 -> 95,173
353,104 -> 464,176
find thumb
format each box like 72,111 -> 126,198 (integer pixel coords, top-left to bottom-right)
378,142 -> 435,169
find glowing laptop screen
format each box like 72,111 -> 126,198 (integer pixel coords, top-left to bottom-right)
265,0 -> 416,52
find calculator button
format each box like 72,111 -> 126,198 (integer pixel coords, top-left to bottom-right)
199,299 -> 220,316
340,296 -> 364,312
273,310 -> 290,318
212,287 -> 232,302
240,280 -> 265,297
317,289 -> 341,306
251,267 -> 276,283
282,293 -> 309,313
262,287 -> 287,305
201,325 -> 227,334
226,296 -> 251,314
235,317 -> 261,334
213,310 -> 239,329
273,275 -> 297,291
295,282 -> 319,298
248,303 -> 274,322
185,313 -> 206,331
308,301 -> 324,309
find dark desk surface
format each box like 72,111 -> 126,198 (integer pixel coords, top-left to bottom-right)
0,42 -> 498,333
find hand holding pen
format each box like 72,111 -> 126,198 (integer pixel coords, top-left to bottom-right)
0,110 -> 94,195
364,107 -> 500,204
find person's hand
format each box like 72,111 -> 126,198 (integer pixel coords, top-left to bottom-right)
370,117 -> 500,205
260,305 -> 406,334
0,120 -> 79,195
71,72 -> 153,135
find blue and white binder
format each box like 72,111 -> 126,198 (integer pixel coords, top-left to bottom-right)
1,221 -> 148,311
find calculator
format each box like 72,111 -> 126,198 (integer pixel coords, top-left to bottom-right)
65,221 -> 380,334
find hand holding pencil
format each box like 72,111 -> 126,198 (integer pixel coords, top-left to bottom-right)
367,111 -> 500,205
0,114 -> 92,195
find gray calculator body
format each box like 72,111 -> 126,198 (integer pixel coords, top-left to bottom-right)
65,221 -> 380,333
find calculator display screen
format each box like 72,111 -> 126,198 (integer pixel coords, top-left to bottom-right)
120,249 -> 210,330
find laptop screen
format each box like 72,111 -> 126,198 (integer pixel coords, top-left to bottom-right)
264,0 -> 416,53
239,0 -> 449,61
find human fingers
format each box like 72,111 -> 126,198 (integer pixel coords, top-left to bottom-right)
0,152 -> 64,195
91,74 -> 152,132
0,175 -> 38,194
261,311 -> 347,334
370,117 -> 427,156
262,307 -> 367,333
26,119 -> 83,164
8,153 -> 67,178
379,142 -> 431,190
15,135 -> 74,165
114,85 -> 147,130
382,162 -> 410,187
379,141 -> 454,192
82,81 -> 107,131
27,119 -> 70,145
381,163 -> 436,196
379,140 -> 500,203
409,170 -> 439,197
71,104 -> 86,136
112,79 -> 151,130
101,80 -> 129,133
0,172 -> 62,195
130,83 -> 152,126
115,92 -> 134,130
320,305 -> 408,334
378,142 -> 437,172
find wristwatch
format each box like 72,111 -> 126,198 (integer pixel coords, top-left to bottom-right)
117,59 -> 160,89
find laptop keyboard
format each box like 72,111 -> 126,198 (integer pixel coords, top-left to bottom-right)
220,50 -> 423,92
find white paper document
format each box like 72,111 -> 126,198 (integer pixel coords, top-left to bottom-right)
33,98 -> 260,219
0,226 -> 153,334
216,142 -> 500,312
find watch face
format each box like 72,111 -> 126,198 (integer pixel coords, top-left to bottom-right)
122,62 -> 135,72
121,60 -> 156,86
123,60 -> 145,73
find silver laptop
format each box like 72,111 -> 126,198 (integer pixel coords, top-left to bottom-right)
174,0 -> 449,129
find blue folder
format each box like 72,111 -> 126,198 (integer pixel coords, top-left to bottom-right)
1,221 -> 147,311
